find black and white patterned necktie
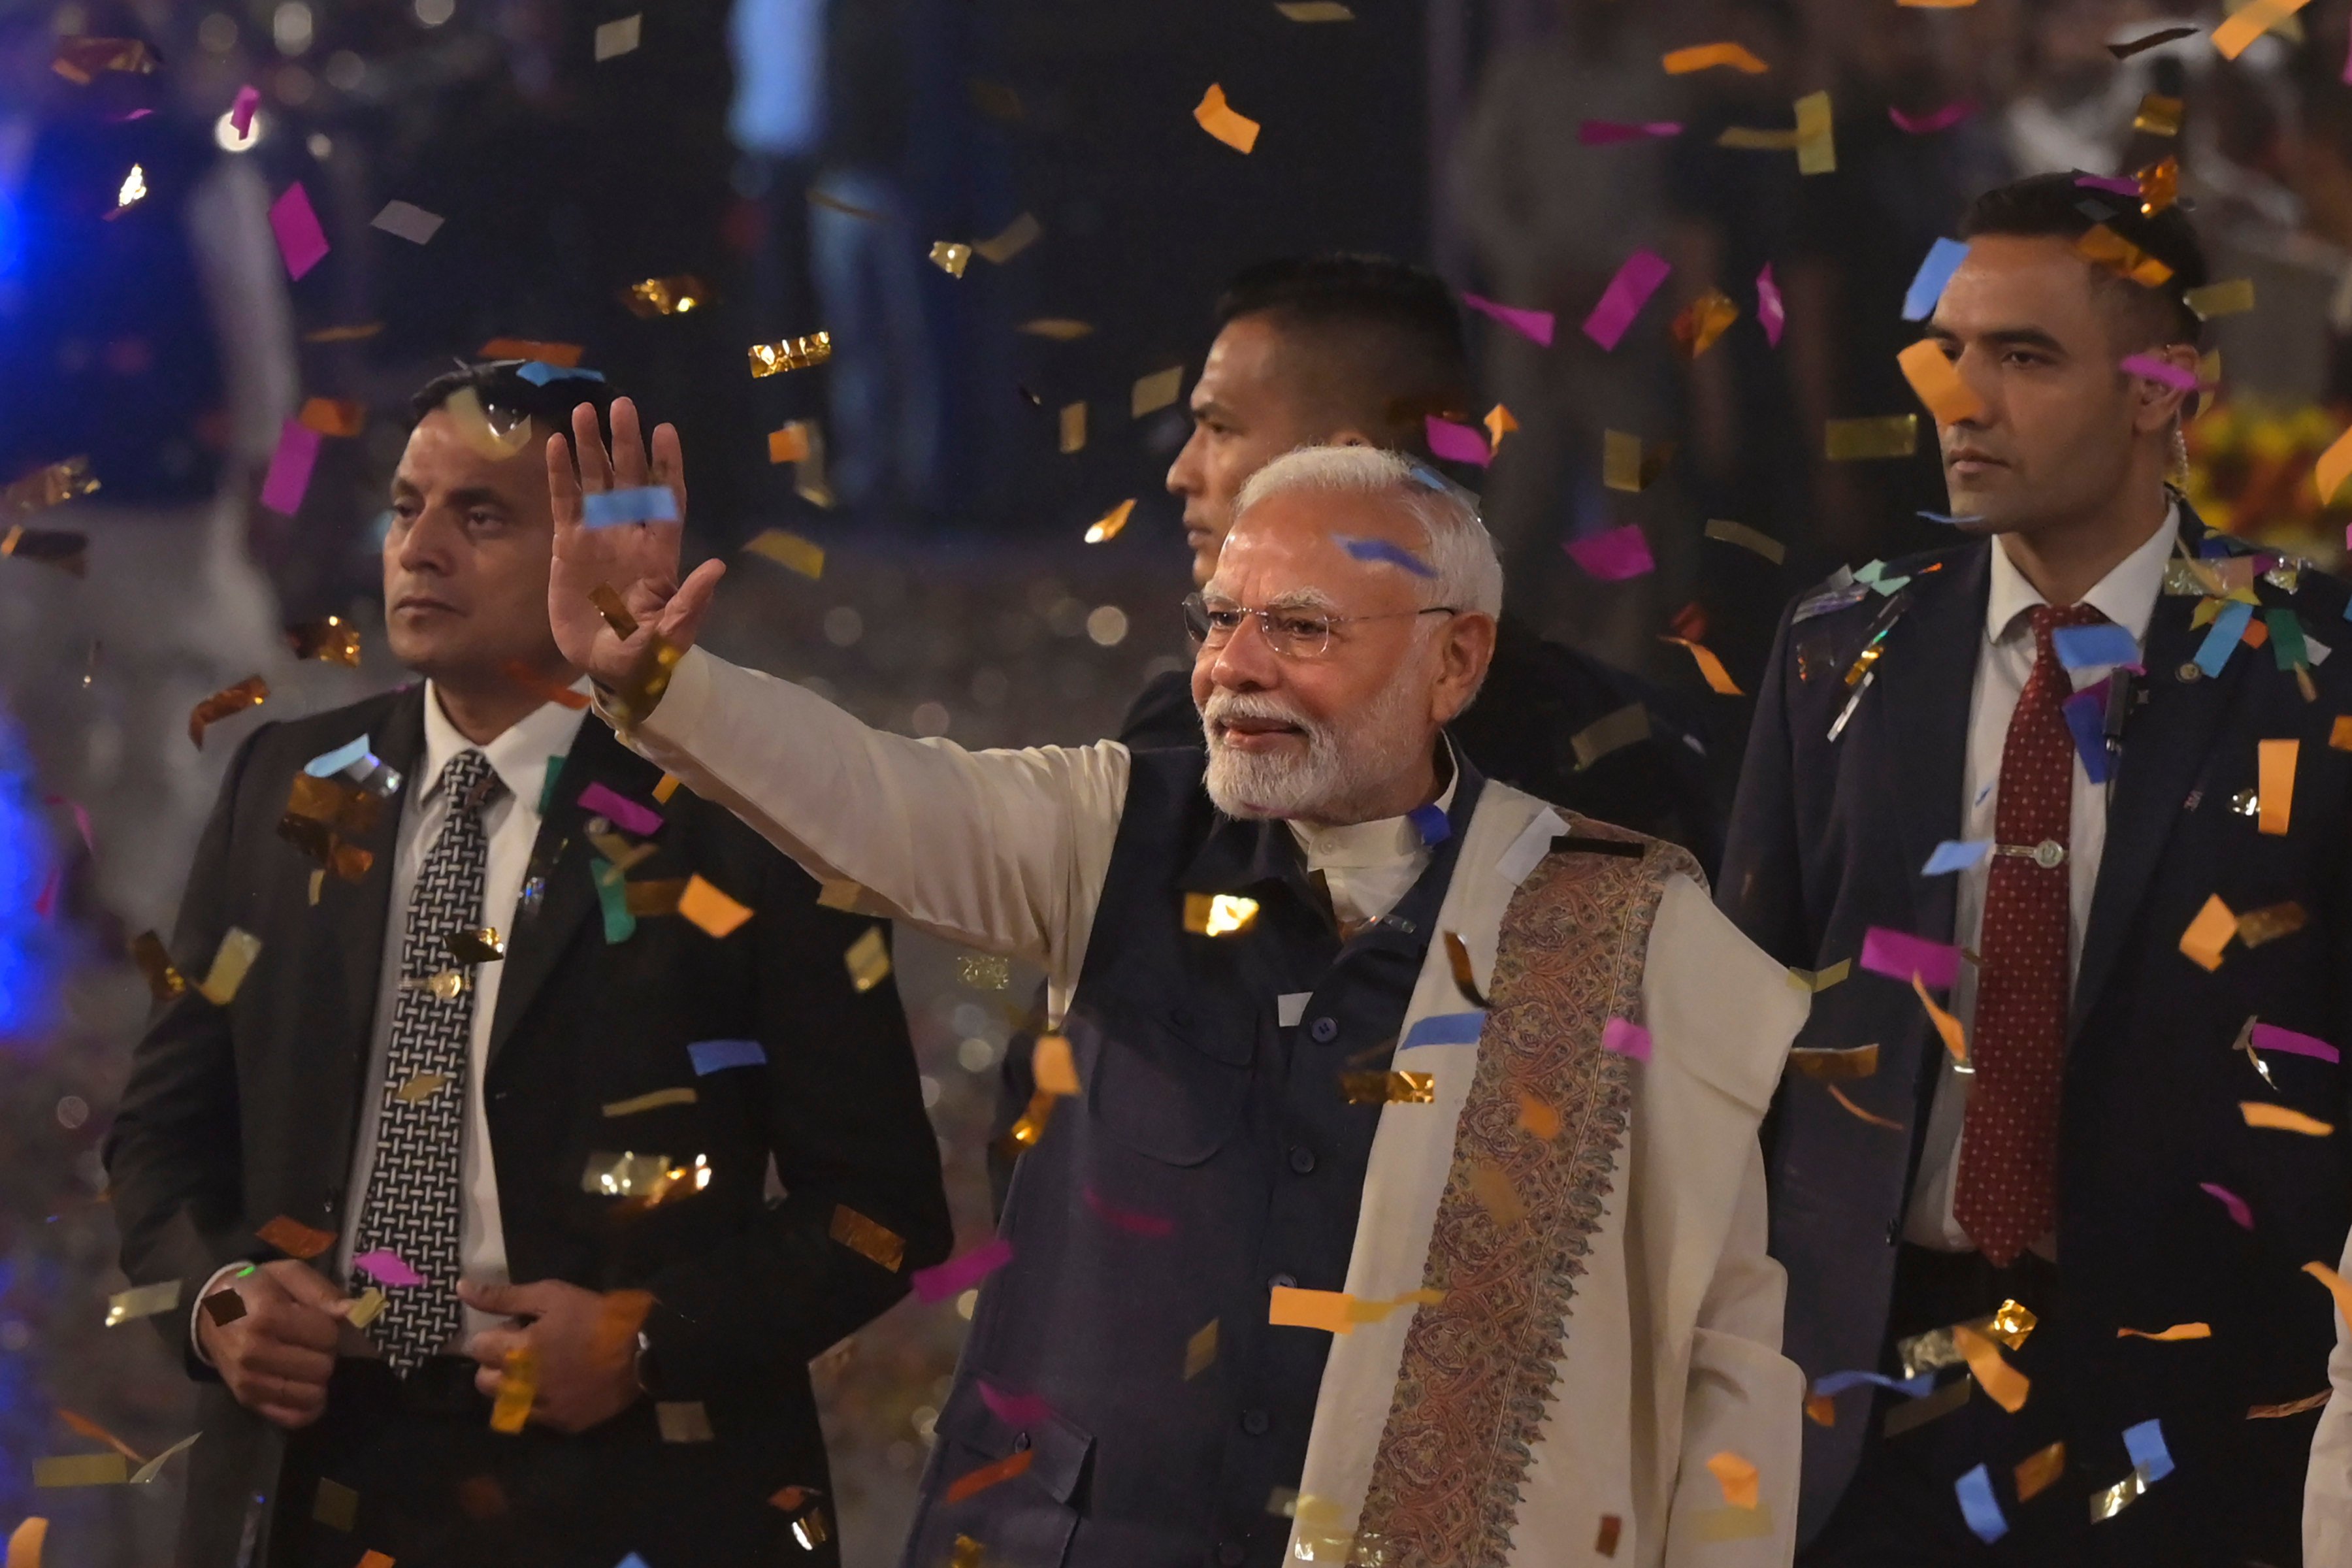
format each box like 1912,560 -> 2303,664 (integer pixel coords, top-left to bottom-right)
355,749 -> 504,1375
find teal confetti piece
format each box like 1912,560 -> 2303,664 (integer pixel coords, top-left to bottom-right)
592,856 -> 636,943
539,755 -> 566,815
2266,608 -> 2310,670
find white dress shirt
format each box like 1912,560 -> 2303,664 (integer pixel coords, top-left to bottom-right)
1903,505 -> 2178,1252
1288,751 -> 1458,928
193,681 -> 589,1352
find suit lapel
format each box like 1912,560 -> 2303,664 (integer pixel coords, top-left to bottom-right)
1870,548 -> 1991,943
333,687 -> 426,1058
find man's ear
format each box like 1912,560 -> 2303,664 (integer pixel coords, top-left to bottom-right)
1431,612 -> 1498,725
2129,341 -> 2202,436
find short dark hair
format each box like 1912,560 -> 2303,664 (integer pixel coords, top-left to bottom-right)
1959,172 -> 2209,345
410,360 -> 621,444
1213,255 -> 1473,449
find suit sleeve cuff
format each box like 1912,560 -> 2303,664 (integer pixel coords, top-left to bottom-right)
187,1260 -> 252,1366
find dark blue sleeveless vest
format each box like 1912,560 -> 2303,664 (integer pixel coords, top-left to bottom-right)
902,745 -> 1485,1568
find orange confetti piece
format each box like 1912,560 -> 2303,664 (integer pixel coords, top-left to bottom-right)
489,1347 -> 536,1433
2014,1441 -> 2065,1501
358,1554 -> 395,1568
1913,973 -> 1968,1066
189,675 -> 268,747
1518,1094 -> 1560,1140
2330,715 -> 2352,751
255,1215 -> 336,1260
7,1518 -> 46,1568
2258,740 -> 2296,835
767,425 -> 810,464
1269,1286 -> 1357,1335
1663,41 -> 1769,74
1897,340 -> 1985,425
479,338 -> 582,366
1804,1394 -> 1836,1427
56,1409 -> 142,1464
297,398 -> 365,437
1085,498 -> 1135,544
1484,404 -> 1518,452
2180,894 -> 2236,972
2213,0 -> 2312,59
2319,425 -> 2352,508
2244,1102 -> 2334,1136
1193,84 -> 1261,154
677,875 -> 753,939
945,1447 -> 1033,1504
1032,1034 -> 1081,1096
2117,1322 -> 2210,1341
1661,636 -> 1744,696
1706,1450 -> 1760,1509
1952,1324 -> 2031,1413
1828,1084 -> 1903,1129
502,659 -> 589,710
1595,1513 -> 1623,1556
1670,290 -> 1741,359
2304,1261 -> 2352,1333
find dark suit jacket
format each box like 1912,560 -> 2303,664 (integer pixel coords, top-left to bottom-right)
1721,508 -> 2352,1556
105,685 -> 951,1566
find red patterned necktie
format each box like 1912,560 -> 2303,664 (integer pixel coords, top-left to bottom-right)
1955,602 -> 2106,1266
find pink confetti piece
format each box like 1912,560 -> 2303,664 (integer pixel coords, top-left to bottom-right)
1887,100 -> 1976,135
911,1236 -> 1013,1303
1601,1017 -> 1653,1062
43,794 -> 93,855
1563,523 -> 1656,582
2074,174 -> 2140,197
1083,1184 -> 1175,1237
1757,261 -> 1785,347
978,1380 -> 1056,1428
351,1248 -> 425,1286
578,780 -> 662,837
1462,292 -> 1556,348
1859,926 -> 1961,990
1582,248 -> 1673,351
1424,416 -> 1492,468
2199,1181 -> 2254,1230
2251,1022 -> 2340,1064
230,83 -> 260,138
267,182 -> 329,280
2119,353 -> 2198,393
1578,120 -> 1684,145
34,865 -> 59,919
259,420 -> 322,517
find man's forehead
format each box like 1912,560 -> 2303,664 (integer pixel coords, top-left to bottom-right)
397,411 -> 542,491
1933,236 -> 2102,331
1212,496 -> 1424,596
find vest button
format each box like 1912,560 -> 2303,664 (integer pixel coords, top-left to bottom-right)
1239,1408 -> 1270,1435
1309,1017 -> 1339,1043
1288,1145 -> 1317,1175
1218,1545 -> 1247,1567
1011,1430 -> 1032,1452
1268,1272 -> 1296,1292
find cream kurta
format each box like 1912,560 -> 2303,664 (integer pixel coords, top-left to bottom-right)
613,647 -> 1808,1565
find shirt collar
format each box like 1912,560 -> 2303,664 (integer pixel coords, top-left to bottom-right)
1985,498 -> 2179,647
418,678 -> 592,806
1284,736 -> 1460,870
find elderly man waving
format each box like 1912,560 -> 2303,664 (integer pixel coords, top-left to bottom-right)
547,400 -> 1808,1568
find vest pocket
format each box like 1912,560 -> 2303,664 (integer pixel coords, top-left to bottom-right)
918,1374 -> 1091,1566
1074,1005 -> 1252,1166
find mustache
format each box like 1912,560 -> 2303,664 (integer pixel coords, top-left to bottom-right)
1201,690 -> 1315,731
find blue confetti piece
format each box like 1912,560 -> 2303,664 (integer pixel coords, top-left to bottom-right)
1921,839 -> 1992,876
2052,622 -> 2139,670
304,735 -> 372,777
1336,536 -> 1439,578
688,1038 -> 767,1075
1901,238 -> 1971,321
2123,1418 -> 2174,1484
1918,510 -> 1985,526
2193,600 -> 2253,678
2061,687 -> 2112,785
1400,1011 -> 1484,1051
614,1556 -> 651,1568
1408,804 -> 1451,848
515,360 -> 606,386
1812,1368 -> 1938,1399
582,486 -> 681,528
1953,1464 -> 2008,1543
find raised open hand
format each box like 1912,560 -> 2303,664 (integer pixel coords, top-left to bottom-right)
546,396 -> 727,692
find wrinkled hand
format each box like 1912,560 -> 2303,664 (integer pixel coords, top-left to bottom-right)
460,1279 -> 642,1433
546,396 -> 727,691
198,1260 -> 351,1429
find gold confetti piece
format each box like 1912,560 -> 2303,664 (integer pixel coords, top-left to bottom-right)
1570,702 -> 1651,770
103,1280 -> 182,1326
286,615 -> 361,666
1663,41 -> 1769,74
2237,902 -> 2307,947
651,774 -> 681,804
603,1086 -> 698,1117
1181,1317 -> 1221,1380
444,385 -> 534,461
1132,366 -> 1185,417
949,1535 -> 986,1568
1884,1374 -> 1972,1436
828,1204 -> 906,1271
1670,289 -> 1740,359
2308,1261 -> 2352,1337
743,529 -> 826,579
1827,1083 -> 1903,1129
0,524 -> 88,576
298,398 -> 365,438
2244,1101 -> 2334,1135
129,932 -> 186,1002
1825,415 -> 1918,461
284,774 -> 381,840
1184,892 -> 1260,936
1697,521 -> 1786,570
305,322 -> 387,345
843,927 -> 892,992
1952,1324 -> 2031,1413
189,676 -> 268,748
2181,893 -> 2236,972
2,455 -> 98,517
2014,1441 -> 2066,1501
1793,90 -> 1836,175
403,968 -> 467,1000
489,1347 -> 536,1433
1720,125 -> 1804,150
2252,1389 -> 2332,1419
1018,318 -> 1095,341
1595,1514 -> 1623,1556
1661,636 -> 1743,696
656,1401 -> 715,1442
1602,429 -> 1646,493
928,241 -> 972,278
257,1215 -> 336,1260
2134,93 -> 2183,136
749,333 -> 833,376
1194,83 -> 1262,153
957,954 -> 1011,990
2185,278 -> 2255,320
50,36 -> 155,82
1897,339 -> 1984,425
2118,1321 -> 2210,1341
623,878 -> 686,916
1443,931 -> 1491,1009
609,635 -> 682,731
2213,0 -> 2311,59
581,1151 -> 671,1196
2138,155 -> 2180,216
1058,402 -> 1087,455
1985,1298 -> 2036,1348
1001,1086 -> 1057,1153
34,1454 -> 127,1487
306,869 -> 324,905
1469,1162 -> 1526,1227
1339,1070 -> 1435,1105
307,1478 -> 359,1530
1707,1450 -> 1761,1509
1690,1503 -> 1775,1542
1033,1034 -> 1081,1096
1085,499 -> 1135,544
1276,0 -> 1354,16
1787,959 -> 1851,992
2076,224 -> 2173,288
395,1072 -> 450,1103
1789,1043 -> 1878,1079
1914,973 -> 1968,1066
815,877 -> 866,910
444,926 -> 504,963
1518,1094 -> 1561,1140
197,927 -> 263,1006
972,212 -> 1041,265
2089,1465 -> 2153,1522
1484,404 -> 1518,452
622,275 -> 715,318
345,1287 -> 386,1329
2259,739 -> 2296,835
678,875 -> 753,938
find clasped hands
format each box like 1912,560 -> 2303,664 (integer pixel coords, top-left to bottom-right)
197,1266 -> 642,1434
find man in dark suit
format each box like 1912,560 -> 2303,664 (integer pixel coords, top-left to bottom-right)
1723,172 -> 2352,1565
104,363 -> 950,1568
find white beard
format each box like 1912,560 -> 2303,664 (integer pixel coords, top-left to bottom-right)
1200,674 -> 1429,823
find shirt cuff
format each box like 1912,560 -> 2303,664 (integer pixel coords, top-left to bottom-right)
188,1260 -> 252,1365
593,643 -> 715,748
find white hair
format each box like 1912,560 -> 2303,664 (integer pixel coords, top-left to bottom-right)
1230,445 -> 1504,618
